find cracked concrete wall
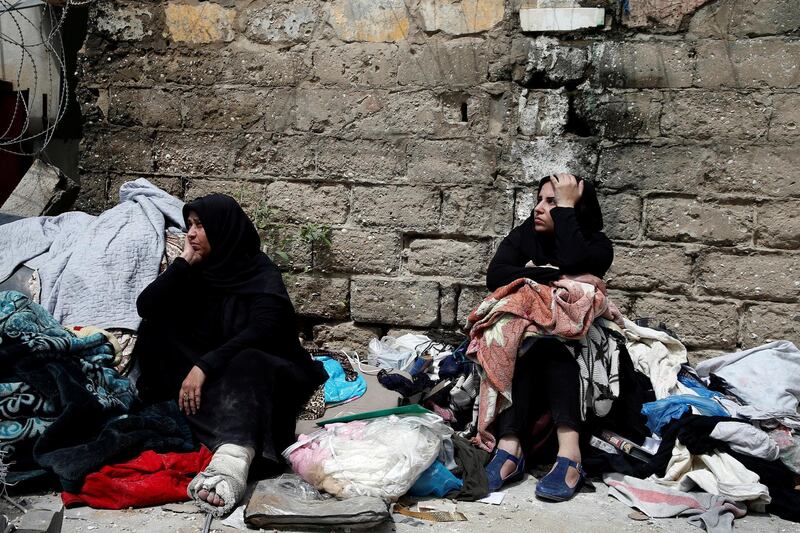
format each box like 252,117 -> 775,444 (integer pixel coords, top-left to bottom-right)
75,0 -> 800,360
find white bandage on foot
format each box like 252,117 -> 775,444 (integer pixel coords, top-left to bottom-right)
188,443 -> 255,516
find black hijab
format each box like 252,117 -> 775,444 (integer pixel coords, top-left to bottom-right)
536,175 -> 604,234
182,194 -> 290,300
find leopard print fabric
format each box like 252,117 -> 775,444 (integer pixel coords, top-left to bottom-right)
298,384 -> 326,421
298,350 -> 360,420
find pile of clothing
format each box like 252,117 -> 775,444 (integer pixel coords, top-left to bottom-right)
0,180 -> 216,508
274,335 -> 494,527
590,331 -> 800,529
0,289 -> 202,505
365,333 -> 481,435
350,276 -> 800,532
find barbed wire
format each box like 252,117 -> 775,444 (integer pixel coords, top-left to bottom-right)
0,0 -> 96,156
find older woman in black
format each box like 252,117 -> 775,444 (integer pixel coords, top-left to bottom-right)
134,194 -> 326,515
484,174 -> 612,501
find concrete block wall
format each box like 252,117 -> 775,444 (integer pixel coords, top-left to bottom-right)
75,0 -> 800,361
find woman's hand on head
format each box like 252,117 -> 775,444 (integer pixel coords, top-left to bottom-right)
180,235 -> 203,265
551,173 -> 584,208
179,365 -> 206,415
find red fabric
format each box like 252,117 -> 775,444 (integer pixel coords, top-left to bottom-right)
61,447 -> 213,509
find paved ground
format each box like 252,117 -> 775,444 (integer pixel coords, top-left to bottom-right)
3,473 -> 798,533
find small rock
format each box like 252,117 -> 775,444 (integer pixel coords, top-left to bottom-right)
13,506 -> 64,533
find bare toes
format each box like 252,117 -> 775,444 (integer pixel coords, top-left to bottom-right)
197,489 -> 210,502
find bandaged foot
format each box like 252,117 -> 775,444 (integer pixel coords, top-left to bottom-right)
188,443 -> 254,516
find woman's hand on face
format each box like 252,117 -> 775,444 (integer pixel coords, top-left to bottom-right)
180,235 -> 203,265
179,365 -> 206,415
551,173 -> 584,208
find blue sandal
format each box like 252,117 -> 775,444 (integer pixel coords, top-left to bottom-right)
485,449 -> 526,491
535,456 -> 585,502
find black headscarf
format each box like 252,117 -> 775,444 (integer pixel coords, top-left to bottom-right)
536,175 -> 604,234
182,194 -> 289,299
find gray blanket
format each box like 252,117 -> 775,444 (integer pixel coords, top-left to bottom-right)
0,179 -> 185,330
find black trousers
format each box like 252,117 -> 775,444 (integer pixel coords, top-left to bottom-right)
494,338 -> 581,443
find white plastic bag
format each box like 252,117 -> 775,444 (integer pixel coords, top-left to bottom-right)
392,333 -> 435,354
284,414 -> 452,501
366,335 -> 416,369
366,333 -> 442,371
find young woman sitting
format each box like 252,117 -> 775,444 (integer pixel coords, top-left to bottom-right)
484,173 -> 613,501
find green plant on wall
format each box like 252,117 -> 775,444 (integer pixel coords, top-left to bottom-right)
297,222 -> 331,248
297,222 -> 332,272
233,183 -> 266,226
231,183 -> 332,271
264,224 -> 293,265
249,201 -> 272,231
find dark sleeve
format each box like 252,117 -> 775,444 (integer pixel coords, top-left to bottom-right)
195,295 -> 288,375
550,207 -> 613,277
486,229 -> 562,291
136,257 -> 192,321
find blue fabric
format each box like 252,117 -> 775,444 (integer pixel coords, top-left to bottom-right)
409,460 -> 463,497
0,290 -> 110,355
642,395 -> 729,435
0,291 -> 135,412
677,367 -> 723,400
317,356 -> 366,404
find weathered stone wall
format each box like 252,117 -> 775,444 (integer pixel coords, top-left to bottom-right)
76,0 -> 800,360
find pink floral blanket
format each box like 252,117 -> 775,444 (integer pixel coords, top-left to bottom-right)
465,276 -> 622,451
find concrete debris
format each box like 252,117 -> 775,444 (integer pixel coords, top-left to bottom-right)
0,160 -> 77,217
11,506 -> 63,533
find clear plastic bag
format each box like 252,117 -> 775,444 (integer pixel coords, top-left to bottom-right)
245,474 -> 389,530
265,474 -> 330,501
284,414 -> 452,501
366,333 -> 441,370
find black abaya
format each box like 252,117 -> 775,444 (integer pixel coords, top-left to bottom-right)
134,195 -> 327,463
